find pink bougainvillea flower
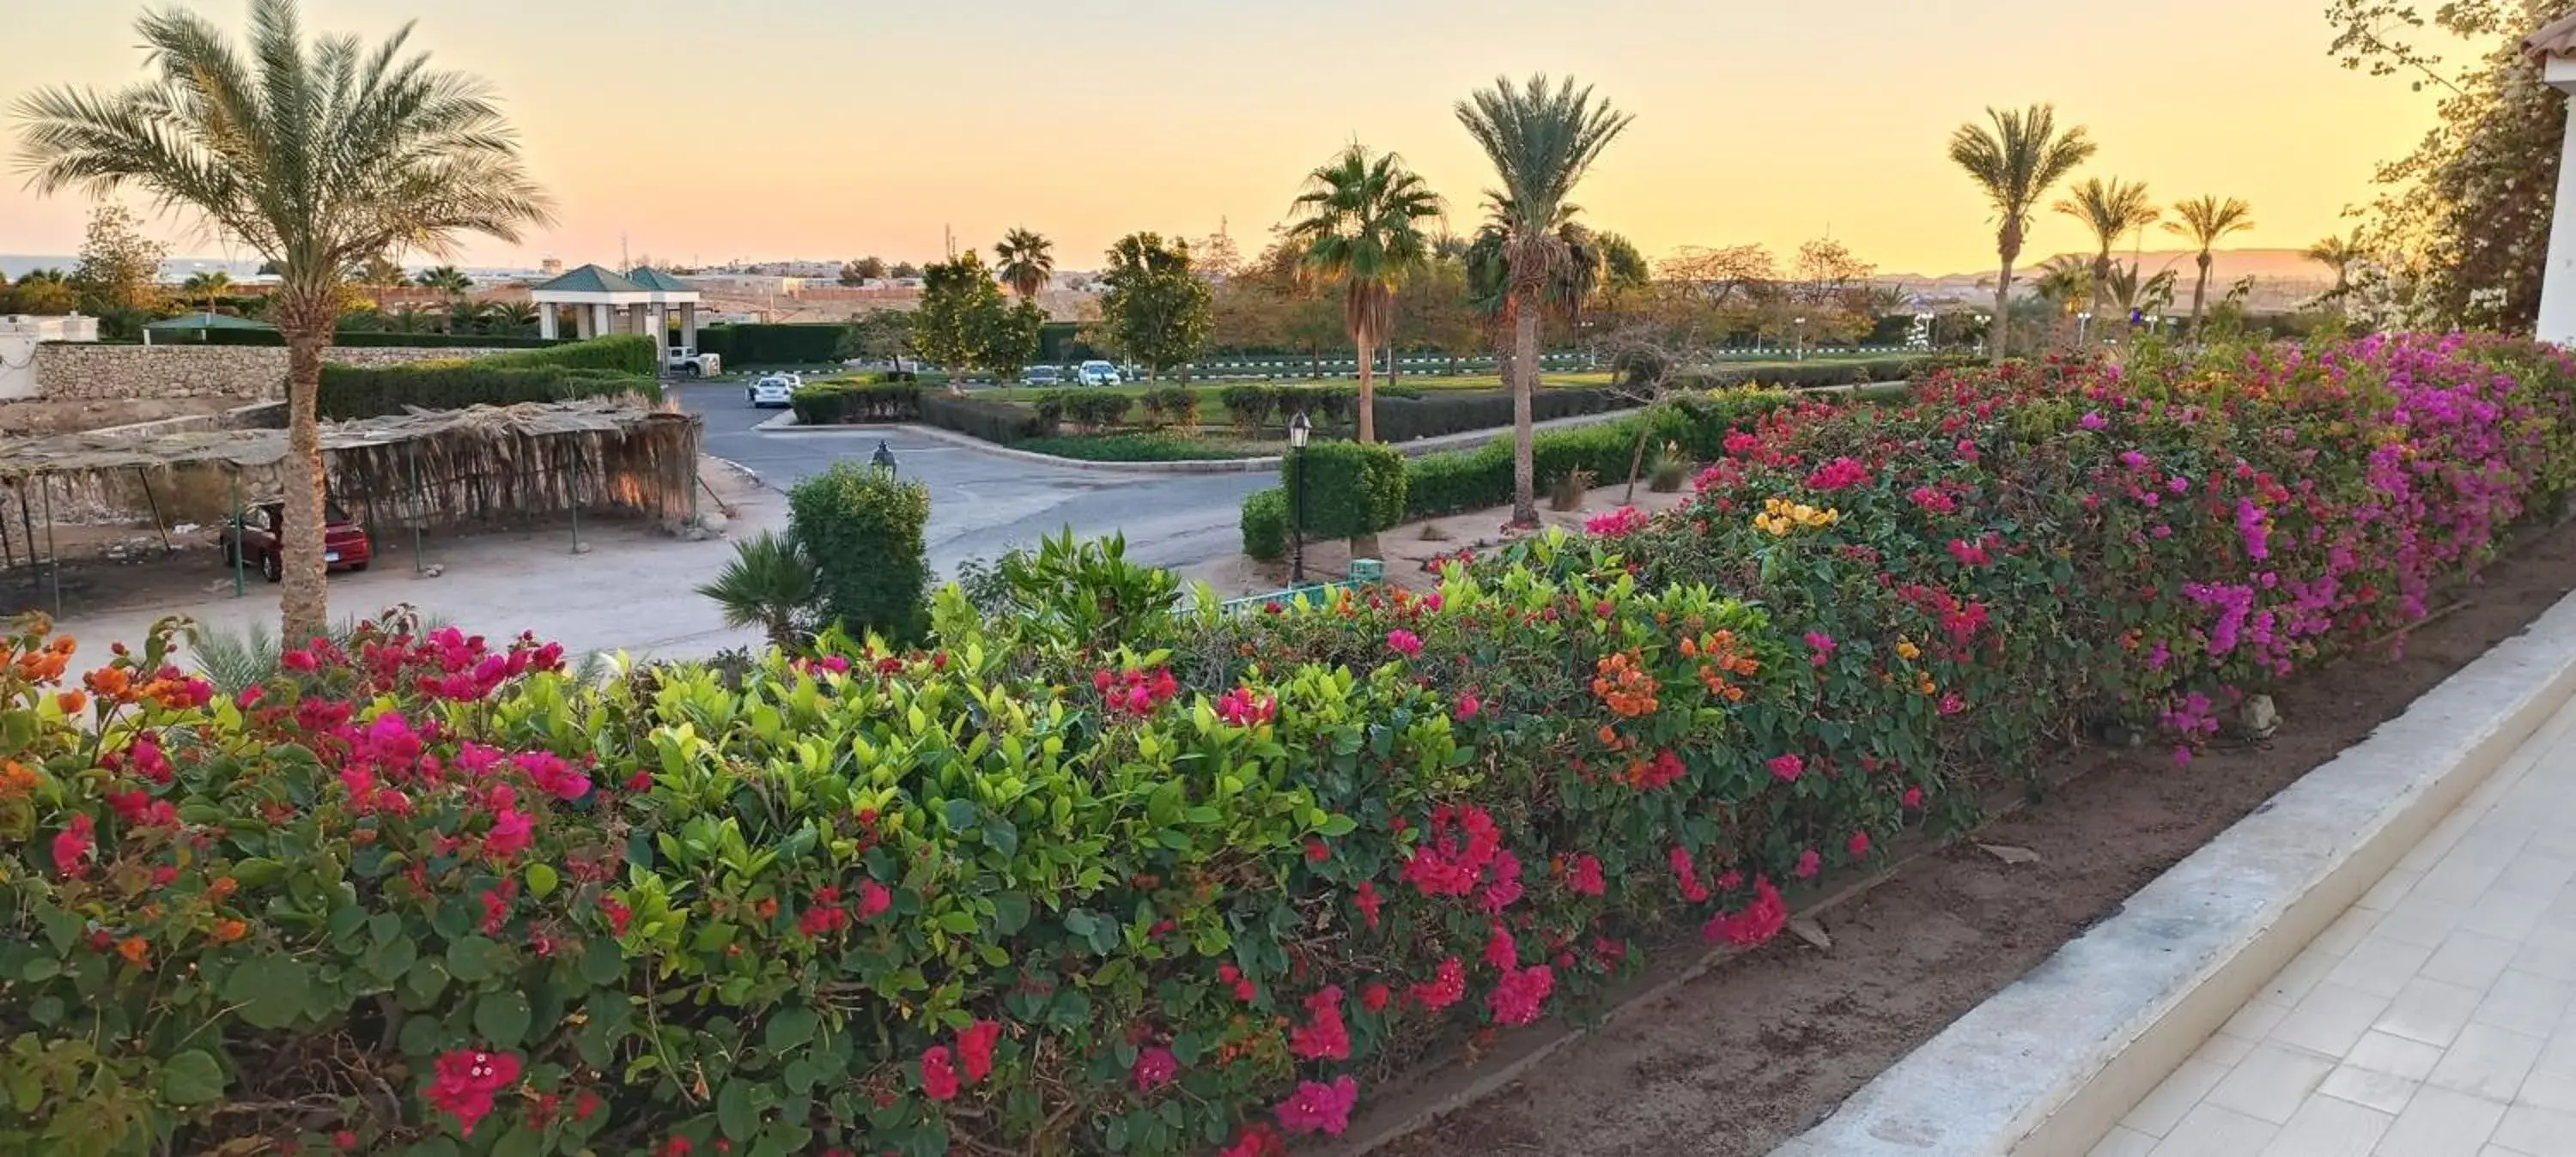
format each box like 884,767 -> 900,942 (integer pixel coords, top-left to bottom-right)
1386,629 -> 1423,657
1670,845 -> 1710,902
1567,853 -> 1606,897
1483,924 -> 1519,971
1288,985 -> 1351,1061
1352,880 -> 1382,928
50,814 -> 94,878
1766,754 -> 1806,783
1274,1075 -> 1360,1136
852,880 -> 893,920
1219,1123 -> 1289,1157
1805,631 -> 1837,666
1902,786 -> 1926,810
1487,964 -> 1556,1026
957,1020 -> 1001,1083
1703,877 -> 1789,947
1362,982 -> 1392,1013
2080,410 -> 2107,431
1410,956 -> 1467,1010
1455,689 -> 1483,721
920,1045 -> 959,1101
483,807 -> 534,860
1794,848 -> 1822,879
1132,1045 -> 1178,1091
1848,831 -> 1872,860
1584,505 -> 1651,536
425,1049 -> 522,1137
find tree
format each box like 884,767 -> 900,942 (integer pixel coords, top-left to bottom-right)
1285,143 -> 1443,443
2305,230 -> 2367,300
914,252 -> 1005,391
70,203 -> 168,328
4,269 -> 78,315
492,300 -> 540,334
696,529 -> 819,649
414,264 -> 472,295
2164,195 -> 2256,338
349,254 -> 407,310
181,270 -> 234,311
1659,244 -> 1778,309
1947,103 -> 2097,363
15,0 -> 550,640
1097,233 -> 1213,380
836,309 -> 916,366
890,261 -> 922,280
1455,74 -> 1633,525
854,256 -> 890,282
2329,1 -> 2565,330
837,261 -> 869,287
981,300 -> 1045,382
445,297 -> 492,334
994,227 -> 1055,300
2054,177 -> 2159,314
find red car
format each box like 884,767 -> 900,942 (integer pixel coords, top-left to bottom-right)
220,500 -> 373,582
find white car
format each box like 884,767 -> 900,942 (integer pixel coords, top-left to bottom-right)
747,373 -> 800,408
1077,360 -> 1123,387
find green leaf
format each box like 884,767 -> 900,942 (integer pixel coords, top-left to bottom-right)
1318,813 -> 1358,837
403,957 -> 451,1005
991,892 -> 1032,936
580,940 -> 626,986
981,816 -> 1019,857
718,1079 -> 758,1141
941,798 -> 979,833
222,957 -> 313,1029
766,1006 -> 820,1054
526,863 -> 560,900
936,911 -> 978,935
447,936 -> 507,983
157,1051 -> 226,1106
476,990 -> 533,1048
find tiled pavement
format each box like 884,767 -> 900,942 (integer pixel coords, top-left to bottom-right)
2091,695 -> 2576,1157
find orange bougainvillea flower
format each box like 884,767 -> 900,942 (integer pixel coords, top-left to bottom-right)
83,666 -> 131,702
0,761 -> 37,796
116,936 -> 149,966
210,918 -> 249,943
1592,652 -> 1661,718
55,690 -> 87,714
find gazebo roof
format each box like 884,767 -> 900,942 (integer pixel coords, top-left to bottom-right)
533,264 -> 647,295
2530,12 -> 2576,59
623,266 -> 695,294
143,311 -> 274,331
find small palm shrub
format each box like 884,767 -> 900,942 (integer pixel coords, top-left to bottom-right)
694,530 -> 822,649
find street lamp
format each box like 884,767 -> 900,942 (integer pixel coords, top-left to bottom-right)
1287,412 -> 1311,585
870,439 -> 898,482
1793,317 -> 1807,361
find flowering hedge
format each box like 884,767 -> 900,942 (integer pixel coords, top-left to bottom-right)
5,334 -> 2572,1156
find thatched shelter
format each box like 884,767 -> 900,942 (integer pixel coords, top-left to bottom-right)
0,399 -> 703,577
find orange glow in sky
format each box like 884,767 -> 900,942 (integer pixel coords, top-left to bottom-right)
2,0 -> 2441,276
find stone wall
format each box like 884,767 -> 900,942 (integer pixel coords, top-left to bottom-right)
1,343 -> 524,437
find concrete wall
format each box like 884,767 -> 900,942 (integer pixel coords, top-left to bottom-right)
0,343 -> 523,437
1,315 -> 102,401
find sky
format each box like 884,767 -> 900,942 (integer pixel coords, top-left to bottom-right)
0,0 -> 2451,278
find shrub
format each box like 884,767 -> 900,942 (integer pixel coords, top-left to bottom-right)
789,380 -> 922,425
1012,433 -> 1267,462
1139,386 -> 1200,430
787,461 -> 932,645
1065,392 -> 1133,431
919,393 -> 1044,445
1647,443 -> 1690,493
1242,488 -> 1290,560
1220,384 -> 1279,435
1549,468 -> 1597,511
1030,391 -> 1071,435
1281,441 -> 1406,541
695,323 -> 848,365
1372,388 -> 1622,444
471,334 -> 659,375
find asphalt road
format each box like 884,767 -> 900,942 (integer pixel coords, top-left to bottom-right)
676,382 -> 1273,572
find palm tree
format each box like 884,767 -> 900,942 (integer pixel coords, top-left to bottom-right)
180,269 -> 234,311
1947,104 -> 2097,364
16,0 -> 550,640
2304,230 -> 2364,301
445,298 -> 492,335
1285,143 -> 1443,445
2053,177 -> 2156,316
492,300 -> 540,334
2164,195 -> 2256,339
414,264 -> 472,295
1455,74 -> 1633,526
696,530 -> 819,650
993,228 -> 1054,300
350,254 -> 407,309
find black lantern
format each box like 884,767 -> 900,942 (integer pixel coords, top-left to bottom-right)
869,439 -> 899,482
1287,413 -> 1311,584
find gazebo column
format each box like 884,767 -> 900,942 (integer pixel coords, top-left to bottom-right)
574,306 -> 595,339
591,303 -> 611,338
538,303 -> 559,341
682,303 -> 699,353
2537,52 -> 2576,342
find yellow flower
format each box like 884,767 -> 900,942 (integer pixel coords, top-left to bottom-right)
1895,639 -> 1921,661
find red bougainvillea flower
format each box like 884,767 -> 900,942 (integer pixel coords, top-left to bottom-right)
852,880 -> 893,920
1411,956 -> 1467,1010
957,1020 -> 1001,1083
1219,1123 -> 1289,1157
1288,985 -> 1351,1061
1566,853 -> 1606,897
1353,880 -> 1382,927
1766,754 -> 1806,783
1274,1075 -> 1360,1136
1455,689 -> 1483,721
1487,965 -> 1556,1026
1704,877 -> 1789,947
1362,982 -> 1392,1013
1484,923 -> 1519,971
51,815 -> 94,877
920,1045 -> 959,1101
1848,831 -> 1873,860
1902,786 -> 1926,809
1670,845 -> 1710,902
601,896 -> 632,936
1386,629 -> 1423,657
483,807 -> 534,860
425,1049 -> 522,1137
1132,1045 -> 1178,1091
1794,848 -> 1822,879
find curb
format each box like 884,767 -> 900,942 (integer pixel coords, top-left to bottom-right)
1776,586 -> 2576,1157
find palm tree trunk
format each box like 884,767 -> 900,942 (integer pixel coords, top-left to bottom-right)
275,290 -> 333,643
1510,300 -> 1540,526
2189,252 -> 2213,340
1991,258 -> 2015,365
1355,336 -> 1376,444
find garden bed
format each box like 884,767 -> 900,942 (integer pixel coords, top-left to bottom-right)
1365,515 -> 2576,1157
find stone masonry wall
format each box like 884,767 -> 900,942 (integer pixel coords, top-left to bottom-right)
1,344 -> 525,437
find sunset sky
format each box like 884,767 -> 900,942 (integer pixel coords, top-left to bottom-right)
1,0 -> 2451,277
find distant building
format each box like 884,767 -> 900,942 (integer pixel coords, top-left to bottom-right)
538,257 -> 564,277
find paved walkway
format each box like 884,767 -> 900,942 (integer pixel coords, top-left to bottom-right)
2093,694 -> 2576,1157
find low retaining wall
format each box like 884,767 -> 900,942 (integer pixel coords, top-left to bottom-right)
2,343 -> 520,437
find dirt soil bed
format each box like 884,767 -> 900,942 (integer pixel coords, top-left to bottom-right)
1366,518 -> 2576,1157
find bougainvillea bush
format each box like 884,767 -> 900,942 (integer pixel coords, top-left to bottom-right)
4,333 -> 2573,1156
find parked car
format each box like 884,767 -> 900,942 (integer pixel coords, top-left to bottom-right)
748,373 -> 800,408
1077,360 -> 1122,387
1022,365 -> 1064,386
219,500 -> 372,582
665,346 -> 721,376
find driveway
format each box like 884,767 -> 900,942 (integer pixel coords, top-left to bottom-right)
680,382 -> 1272,573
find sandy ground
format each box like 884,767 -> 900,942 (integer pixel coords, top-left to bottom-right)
1181,477 -> 1700,599
1363,516 -> 2576,1157
10,457 -> 778,664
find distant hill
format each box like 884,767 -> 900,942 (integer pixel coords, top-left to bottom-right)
1880,247 -> 2336,313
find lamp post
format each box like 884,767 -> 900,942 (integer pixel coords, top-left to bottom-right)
1794,316 -> 1807,361
1287,412 -> 1310,585
870,439 -> 899,482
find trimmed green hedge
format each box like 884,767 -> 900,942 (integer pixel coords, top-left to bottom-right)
1374,389 -> 1624,443
791,381 -> 922,426
317,366 -> 658,421
919,393 -> 1045,445
788,461 -> 932,645
472,334 -> 659,375
194,329 -> 561,349
1674,355 -> 1963,391
1242,488 -> 1289,560
697,323 -> 848,365
1281,442 -> 1407,541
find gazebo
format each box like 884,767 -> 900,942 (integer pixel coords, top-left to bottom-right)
528,264 -> 701,348
141,312 -> 275,345
2526,15 -> 2576,342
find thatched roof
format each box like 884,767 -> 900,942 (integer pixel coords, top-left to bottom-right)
0,398 -> 682,481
